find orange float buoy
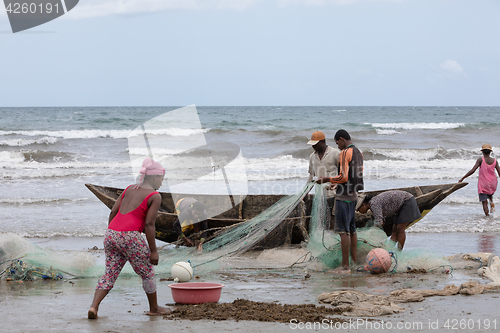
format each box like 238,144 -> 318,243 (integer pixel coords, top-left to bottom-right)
364,248 -> 392,274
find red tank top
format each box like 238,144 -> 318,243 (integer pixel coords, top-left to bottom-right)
108,186 -> 159,232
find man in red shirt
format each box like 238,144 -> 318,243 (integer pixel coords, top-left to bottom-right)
317,129 -> 363,274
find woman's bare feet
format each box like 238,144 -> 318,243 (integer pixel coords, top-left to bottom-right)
147,306 -> 172,316
88,308 -> 98,319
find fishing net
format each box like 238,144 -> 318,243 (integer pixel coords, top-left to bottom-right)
0,233 -> 99,280
0,182 -> 476,280
306,184 -> 387,269
389,248 -> 452,273
158,182 -> 454,275
159,182 -> 316,271
306,184 -> 452,272
0,183 -> 316,280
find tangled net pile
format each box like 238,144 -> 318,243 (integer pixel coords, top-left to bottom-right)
121,182 -> 454,274
307,184 -> 387,269
306,184 -> 454,272
163,182 -> 402,272
170,182 -> 316,269
0,233 -> 98,281
0,258 -> 63,281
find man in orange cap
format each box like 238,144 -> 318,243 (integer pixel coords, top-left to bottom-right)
307,131 -> 340,227
459,144 -> 500,216
307,131 -> 340,193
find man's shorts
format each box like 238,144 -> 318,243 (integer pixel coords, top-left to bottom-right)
334,200 -> 357,235
394,196 -> 421,225
479,193 -> 493,202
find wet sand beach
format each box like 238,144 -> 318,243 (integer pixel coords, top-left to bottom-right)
1,246 -> 499,333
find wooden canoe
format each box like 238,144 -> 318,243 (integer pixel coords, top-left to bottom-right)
86,182 -> 467,248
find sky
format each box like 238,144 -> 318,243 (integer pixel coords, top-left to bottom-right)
0,0 -> 499,106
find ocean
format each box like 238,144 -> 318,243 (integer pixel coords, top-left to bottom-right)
1,106 -> 499,265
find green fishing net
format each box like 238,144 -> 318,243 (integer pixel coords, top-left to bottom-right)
157,182 -> 317,272
0,233 -> 100,280
0,183 -> 463,279
306,184 -> 452,272
307,184 -> 387,269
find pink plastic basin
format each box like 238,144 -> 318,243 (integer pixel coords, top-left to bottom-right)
168,282 -> 225,304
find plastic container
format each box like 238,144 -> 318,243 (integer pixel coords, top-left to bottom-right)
168,282 -> 225,304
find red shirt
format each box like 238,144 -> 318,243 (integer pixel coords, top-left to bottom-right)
108,186 -> 158,232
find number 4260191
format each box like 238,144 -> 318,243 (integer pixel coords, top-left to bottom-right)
443,319 -> 497,330
5,3 -> 60,14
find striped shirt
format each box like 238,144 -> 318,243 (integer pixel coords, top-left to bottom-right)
329,144 -> 364,201
369,190 -> 413,227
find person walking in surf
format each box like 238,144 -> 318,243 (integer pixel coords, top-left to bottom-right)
459,144 -> 500,216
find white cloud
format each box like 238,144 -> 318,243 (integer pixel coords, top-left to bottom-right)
66,0 -> 262,19
440,59 -> 463,74
429,59 -> 467,81
278,0 -> 401,5
65,0 -> 403,19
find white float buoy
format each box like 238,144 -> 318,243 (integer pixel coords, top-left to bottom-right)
171,261 -> 193,282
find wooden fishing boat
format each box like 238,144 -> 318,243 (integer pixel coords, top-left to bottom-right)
86,182 -> 467,248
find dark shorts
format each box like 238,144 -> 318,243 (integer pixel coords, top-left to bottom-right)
394,197 -> 421,225
334,200 -> 357,235
479,193 -> 493,202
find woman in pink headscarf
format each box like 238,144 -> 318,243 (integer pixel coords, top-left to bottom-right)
88,158 -> 170,319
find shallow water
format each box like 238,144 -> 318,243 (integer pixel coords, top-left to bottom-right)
2,106 -> 500,238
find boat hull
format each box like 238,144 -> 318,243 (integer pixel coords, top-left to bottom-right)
85,182 -> 467,248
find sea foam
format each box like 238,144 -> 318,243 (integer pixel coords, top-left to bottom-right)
367,122 -> 465,130
0,128 -> 210,139
0,137 -> 58,146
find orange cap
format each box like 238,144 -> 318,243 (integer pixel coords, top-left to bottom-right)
307,131 -> 326,145
481,144 -> 492,151
307,131 -> 325,146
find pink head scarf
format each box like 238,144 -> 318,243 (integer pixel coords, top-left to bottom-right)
138,158 -> 165,183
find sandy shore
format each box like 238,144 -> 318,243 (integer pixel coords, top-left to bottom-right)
1,257 -> 499,333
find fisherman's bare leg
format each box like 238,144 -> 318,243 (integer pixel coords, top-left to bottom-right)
340,233 -> 351,269
350,233 -> 358,263
391,223 -> 408,250
390,225 -> 399,249
398,223 -> 409,250
390,226 -> 398,245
